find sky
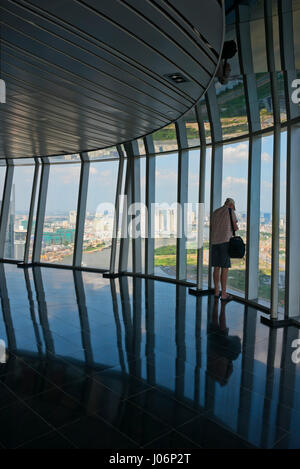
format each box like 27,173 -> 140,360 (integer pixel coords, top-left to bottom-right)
2,132 -> 287,216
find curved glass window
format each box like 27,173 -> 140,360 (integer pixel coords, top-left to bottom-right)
4,163 -> 35,260
82,160 -> 119,270
154,152 -> 178,279
183,108 -> 200,148
222,141 -> 249,296
216,78 -> 249,140
41,163 -> 80,265
203,148 -> 212,287
152,123 -> 178,153
258,134 -> 274,305
279,131 -> 287,310
186,149 -> 200,281
0,164 -> 6,214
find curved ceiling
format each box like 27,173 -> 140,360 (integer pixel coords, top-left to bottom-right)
0,0 -> 224,159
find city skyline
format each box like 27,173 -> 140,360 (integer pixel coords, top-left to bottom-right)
5,133 -> 287,215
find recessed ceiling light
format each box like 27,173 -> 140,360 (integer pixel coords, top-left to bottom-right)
164,73 -> 189,84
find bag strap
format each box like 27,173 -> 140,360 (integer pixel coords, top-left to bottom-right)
228,208 -> 235,236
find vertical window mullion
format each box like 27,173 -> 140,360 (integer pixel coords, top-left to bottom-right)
278,0 -> 300,319
175,119 -> 189,281
109,145 -> 124,275
195,103 -> 207,290
32,157 -> 50,264
265,0 -> 281,319
236,3 -> 261,301
24,160 -> 40,264
144,135 -> 155,276
0,160 -> 14,259
206,86 -> 223,289
73,152 -> 90,268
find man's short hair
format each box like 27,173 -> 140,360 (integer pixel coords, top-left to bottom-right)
225,198 -> 236,209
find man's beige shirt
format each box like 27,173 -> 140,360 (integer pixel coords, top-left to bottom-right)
211,205 -> 237,245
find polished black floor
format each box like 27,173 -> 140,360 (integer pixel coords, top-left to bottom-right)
0,263 -> 299,449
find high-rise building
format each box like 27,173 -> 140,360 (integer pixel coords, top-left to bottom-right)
69,210 -> 77,225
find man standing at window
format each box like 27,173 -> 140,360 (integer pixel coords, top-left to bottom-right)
210,198 -> 239,301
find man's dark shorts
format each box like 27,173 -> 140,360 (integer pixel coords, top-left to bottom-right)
211,242 -> 231,268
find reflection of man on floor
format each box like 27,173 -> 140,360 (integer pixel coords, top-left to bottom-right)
206,298 -> 241,386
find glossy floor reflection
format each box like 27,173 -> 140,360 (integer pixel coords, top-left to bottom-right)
0,263 -> 299,448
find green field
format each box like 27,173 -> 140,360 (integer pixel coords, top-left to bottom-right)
84,242 -> 105,252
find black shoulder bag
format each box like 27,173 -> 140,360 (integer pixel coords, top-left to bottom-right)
228,208 -> 245,259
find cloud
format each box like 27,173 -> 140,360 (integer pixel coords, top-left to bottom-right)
23,167 -> 35,175
155,169 -> 177,182
262,180 -> 272,189
189,173 -> 198,187
99,170 -> 112,178
223,143 -> 272,166
51,164 -> 81,184
222,177 -> 248,210
223,143 -> 248,164
223,176 -> 247,188
261,152 -> 272,162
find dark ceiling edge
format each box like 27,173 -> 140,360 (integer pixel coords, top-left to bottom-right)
160,0 -> 220,59
1,3 -> 197,108
4,0 -> 196,105
12,0 -> 207,93
119,0 -> 218,70
3,42 -> 179,123
4,68 -> 170,129
2,22 -> 192,115
74,0 -> 211,87
0,1 -> 225,160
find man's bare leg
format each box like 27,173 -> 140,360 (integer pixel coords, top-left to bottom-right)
220,268 -> 229,299
213,267 -> 220,296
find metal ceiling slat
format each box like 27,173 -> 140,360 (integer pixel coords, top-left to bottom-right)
3,38 -> 180,121
6,88 -> 155,138
72,0 -> 209,86
0,110 -> 122,147
2,19 -> 192,114
5,72 -> 167,131
1,4 -> 195,108
0,109 -> 114,145
1,104 -> 143,146
117,0 -> 217,68
162,0 -> 223,53
5,0 -> 196,104
15,0 -> 207,88
5,80 -> 158,136
3,52 -> 170,126
0,111 -> 121,144
0,0 -> 224,158
144,0 -> 218,63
